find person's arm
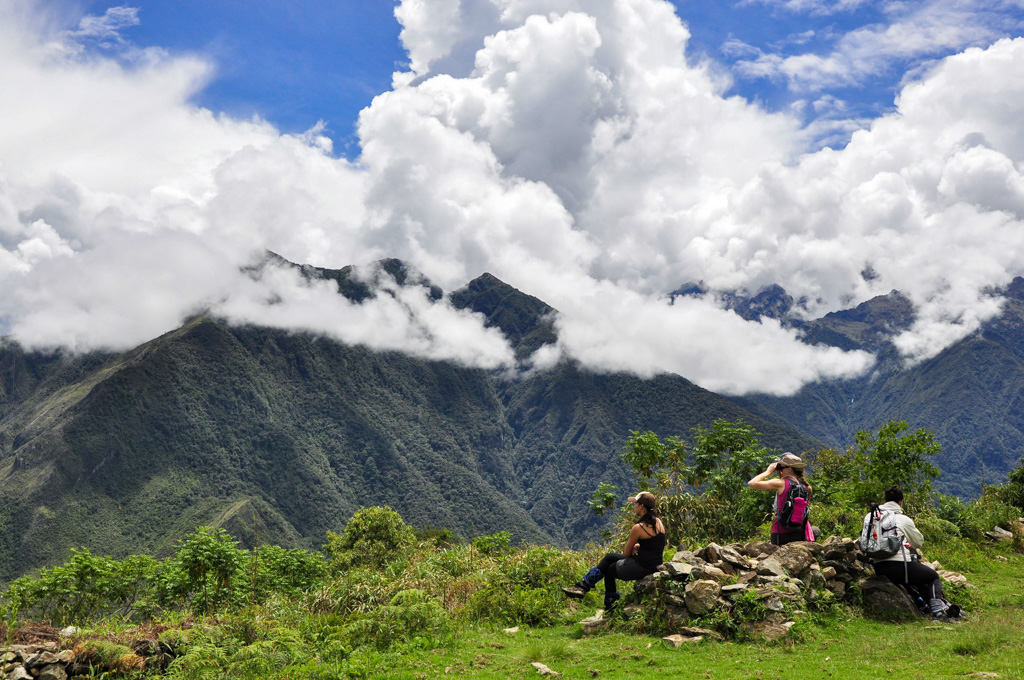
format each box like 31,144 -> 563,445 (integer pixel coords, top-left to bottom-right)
748,462 -> 785,491
623,523 -> 644,557
899,516 -> 924,549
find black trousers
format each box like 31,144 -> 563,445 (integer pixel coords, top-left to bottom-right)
596,553 -> 654,595
770,531 -> 804,546
874,560 -> 944,600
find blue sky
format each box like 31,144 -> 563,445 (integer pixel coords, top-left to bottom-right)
3,0 -> 1024,394
67,0 -> 1022,155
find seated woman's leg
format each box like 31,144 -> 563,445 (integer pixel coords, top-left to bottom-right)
874,561 -> 946,618
563,553 -> 624,598
603,557 -> 653,610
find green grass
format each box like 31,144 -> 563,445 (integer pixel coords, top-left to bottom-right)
345,551 -> 1024,680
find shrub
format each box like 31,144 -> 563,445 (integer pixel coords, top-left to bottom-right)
343,589 -> 450,650
620,421 -> 776,544
248,545 -> 327,603
464,545 -> 584,626
933,491 -> 1020,541
325,507 -> 416,570
913,512 -> 962,545
850,420 -> 941,506
0,549 -> 160,625
158,526 -> 247,614
471,530 -> 512,555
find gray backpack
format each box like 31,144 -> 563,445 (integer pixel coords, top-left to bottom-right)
859,503 -> 904,560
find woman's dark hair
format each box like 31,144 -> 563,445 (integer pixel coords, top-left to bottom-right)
636,494 -> 658,528
782,465 -> 812,492
884,485 -> 904,503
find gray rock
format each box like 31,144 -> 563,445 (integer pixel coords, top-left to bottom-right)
635,574 -> 660,595
719,546 -> 752,568
827,580 -> 846,599
740,620 -> 792,641
691,564 -> 728,583
819,536 -> 850,560
7,666 -> 32,680
664,562 -> 694,579
37,665 -> 68,680
743,541 -> 776,558
859,576 -> 921,620
716,561 -> 736,576
737,569 -> 758,584
674,626 -> 724,641
665,604 -> 690,628
672,550 -> 697,563
770,543 -> 817,574
684,579 -> 722,616
755,558 -> 788,578
699,543 -> 723,563
24,651 -> 61,669
721,583 -> 749,596
986,527 -> 1013,541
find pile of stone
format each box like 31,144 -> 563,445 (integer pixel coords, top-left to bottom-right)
985,517 -> 1024,543
2,643 -> 73,680
611,536 -> 967,641
2,634 -> 177,679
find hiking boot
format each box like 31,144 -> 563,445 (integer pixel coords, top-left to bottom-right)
562,585 -> 588,599
604,591 -> 621,613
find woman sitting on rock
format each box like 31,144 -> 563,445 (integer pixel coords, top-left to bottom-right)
562,491 -> 667,613
871,485 -> 959,621
747,452 -> 813,546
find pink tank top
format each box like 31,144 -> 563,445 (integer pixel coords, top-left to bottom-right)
770,479 -> 799,534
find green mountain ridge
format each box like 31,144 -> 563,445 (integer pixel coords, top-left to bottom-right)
0,265 -> 818,581
734,278 -> 1024,496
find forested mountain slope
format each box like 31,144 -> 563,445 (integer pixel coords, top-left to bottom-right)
0,263 -> 818,581
734,278 -> 1024,496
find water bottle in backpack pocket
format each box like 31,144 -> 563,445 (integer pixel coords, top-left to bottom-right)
779,480 -> 810,530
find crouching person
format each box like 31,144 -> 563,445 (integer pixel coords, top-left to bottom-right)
868,485 -> 960,621
562,491 -> 666,613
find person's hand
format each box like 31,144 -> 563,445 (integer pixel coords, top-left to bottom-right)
766,461 -> 777,474
632,545 -> 639,556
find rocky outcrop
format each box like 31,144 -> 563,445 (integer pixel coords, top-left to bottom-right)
1,643 -> 72,680
1,635 -> 179,679
602,535 -> 969,641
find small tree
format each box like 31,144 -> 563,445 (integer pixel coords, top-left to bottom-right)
325,506 -> 416,571
852,420 -> 941,506
618,420 -> 777,545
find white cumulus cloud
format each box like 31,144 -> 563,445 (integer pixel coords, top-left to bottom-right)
2,0 -> 1024,394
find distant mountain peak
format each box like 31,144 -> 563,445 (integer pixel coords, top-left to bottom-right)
450,274 -> 557,359
671,281 -> 800,324
253,252 -> 443,303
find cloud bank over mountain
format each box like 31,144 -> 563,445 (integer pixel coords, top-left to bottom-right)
1,0 -> 1023,395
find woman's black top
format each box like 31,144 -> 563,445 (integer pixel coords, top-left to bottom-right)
635,528 -> 667,570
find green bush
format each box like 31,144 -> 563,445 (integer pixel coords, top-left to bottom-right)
247,545 -> 327,602
0,549 -> 160,625
620,421 -> 776,545
464,545 -> 584,626
913,512 -> 962,545
325,506 -> 416,570
343,589 -> 450,650
471,530 -> 512,555
158,526 -> 247,614
933,491 -> 1020,541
